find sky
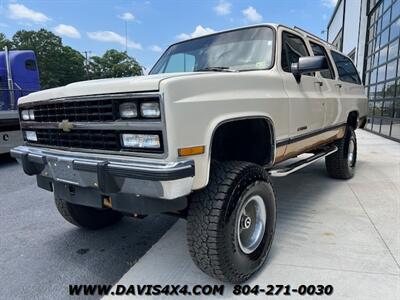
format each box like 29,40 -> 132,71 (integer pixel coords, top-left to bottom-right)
0,0 -> 338,70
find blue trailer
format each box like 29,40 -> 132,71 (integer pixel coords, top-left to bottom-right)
0,48 -> 40,154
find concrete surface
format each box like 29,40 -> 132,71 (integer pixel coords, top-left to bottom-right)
0,154 -> 177,300
107,130 -> 400,300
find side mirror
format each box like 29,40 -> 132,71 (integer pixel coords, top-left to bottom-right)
291,56 -> 329,83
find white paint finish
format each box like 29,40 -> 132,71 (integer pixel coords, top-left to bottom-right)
335,78 -> 368,120
17,73 -> 207,104
278,28 -> 325,135
321,78 -> 342,127
16,23 -> 367,191
106,130 -> 400,300
306,39 -> 342,128
327,49 -> 367,122
161,70 -> 289,189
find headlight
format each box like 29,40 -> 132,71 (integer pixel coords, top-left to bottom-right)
25,131 -> 37,142
28,109 -> 35,120
140,102 -> 160,118
119,102 -> 137,119
21,109 -> 35,120
121,133 -> 160,149
21,110 -> 30,120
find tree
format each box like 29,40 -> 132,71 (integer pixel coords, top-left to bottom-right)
2,29 -> 143,89
89,49 -> 143,79
0,33 -> 12,50
11,29 -> 85,89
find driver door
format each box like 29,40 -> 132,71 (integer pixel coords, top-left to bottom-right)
279,29 -> 325,144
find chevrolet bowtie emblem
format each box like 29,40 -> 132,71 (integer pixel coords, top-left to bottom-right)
58,119 -> 74,132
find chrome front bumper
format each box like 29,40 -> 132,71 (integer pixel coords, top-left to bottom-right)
11,146 -> 194,200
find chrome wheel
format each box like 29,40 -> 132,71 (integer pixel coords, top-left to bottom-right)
237,195 -> 266,254
347,138 -> 355,167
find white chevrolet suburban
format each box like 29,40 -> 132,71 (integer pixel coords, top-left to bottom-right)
11,24 -> 367,283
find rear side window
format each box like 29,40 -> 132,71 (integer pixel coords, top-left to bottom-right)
310,42 -> 334,80
25,59 -> 37,71
330,51 -> 361,85
281,32 -> 310,73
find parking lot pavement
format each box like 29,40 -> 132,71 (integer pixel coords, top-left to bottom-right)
0,154 -> 177,300
107,130 -> 400,300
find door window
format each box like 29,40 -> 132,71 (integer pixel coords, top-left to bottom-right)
281,32 -> 311,74
310,42 -> 335,79
25,59 -> 37,71
331,51 -> 362,85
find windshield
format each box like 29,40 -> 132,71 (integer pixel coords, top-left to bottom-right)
150,26 -> 274,74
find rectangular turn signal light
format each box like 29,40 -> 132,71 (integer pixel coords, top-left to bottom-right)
178,146 -> 205,157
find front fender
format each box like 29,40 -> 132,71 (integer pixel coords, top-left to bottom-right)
160,71 -> 287,190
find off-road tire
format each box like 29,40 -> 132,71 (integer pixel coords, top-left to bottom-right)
325,126 -> 357,179
55,198 -> 123,230
187,161 -> 276,283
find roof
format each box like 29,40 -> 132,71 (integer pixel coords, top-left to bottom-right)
171,23 -> 334,49
292,26 -> 337,50
171,23 -> 280,45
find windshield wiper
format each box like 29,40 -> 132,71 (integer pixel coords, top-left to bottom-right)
195,66 -> 238,72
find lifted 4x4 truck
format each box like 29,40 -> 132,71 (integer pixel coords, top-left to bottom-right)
12,24 -> 367,283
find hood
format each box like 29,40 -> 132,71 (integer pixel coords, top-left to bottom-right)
18,72 -> 203,105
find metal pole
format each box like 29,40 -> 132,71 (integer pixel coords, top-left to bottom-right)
4,46 -> 15,110
125,20 -> 128,53
82,51 -> 91,80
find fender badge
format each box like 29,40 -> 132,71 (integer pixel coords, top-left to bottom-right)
58,119 -> 74,132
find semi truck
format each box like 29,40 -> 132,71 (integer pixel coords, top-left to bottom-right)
0,47 -> 40,154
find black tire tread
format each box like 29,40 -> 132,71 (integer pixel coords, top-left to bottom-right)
325,127 -> 356,179
55,198 -> 123,230
187,161 -> 272,283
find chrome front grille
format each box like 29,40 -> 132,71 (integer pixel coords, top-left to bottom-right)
32,99 -> 115,122
31,128 -> 164,153
35,129 -> 121,151
19,93 -> 166,156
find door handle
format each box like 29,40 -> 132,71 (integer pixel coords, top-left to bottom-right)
314,81 -> 323,87
335,83 -> 342,88
297,126 -> 308,132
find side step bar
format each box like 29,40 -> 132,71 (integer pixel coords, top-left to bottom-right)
268,146 -> 338,177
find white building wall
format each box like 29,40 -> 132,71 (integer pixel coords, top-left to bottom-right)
343,0 -> 362,55
327,0 -> 368,77
356,0 -> 368,75
328,0 -> 344,44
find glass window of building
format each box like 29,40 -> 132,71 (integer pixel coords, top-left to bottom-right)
366,0 -> 400,141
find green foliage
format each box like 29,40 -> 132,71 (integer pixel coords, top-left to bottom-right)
1,29 -> 143,89
0,33 -> 12,49
385,82 -> 396,98
10,29 -> 85,89
89,49 -> 143,79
